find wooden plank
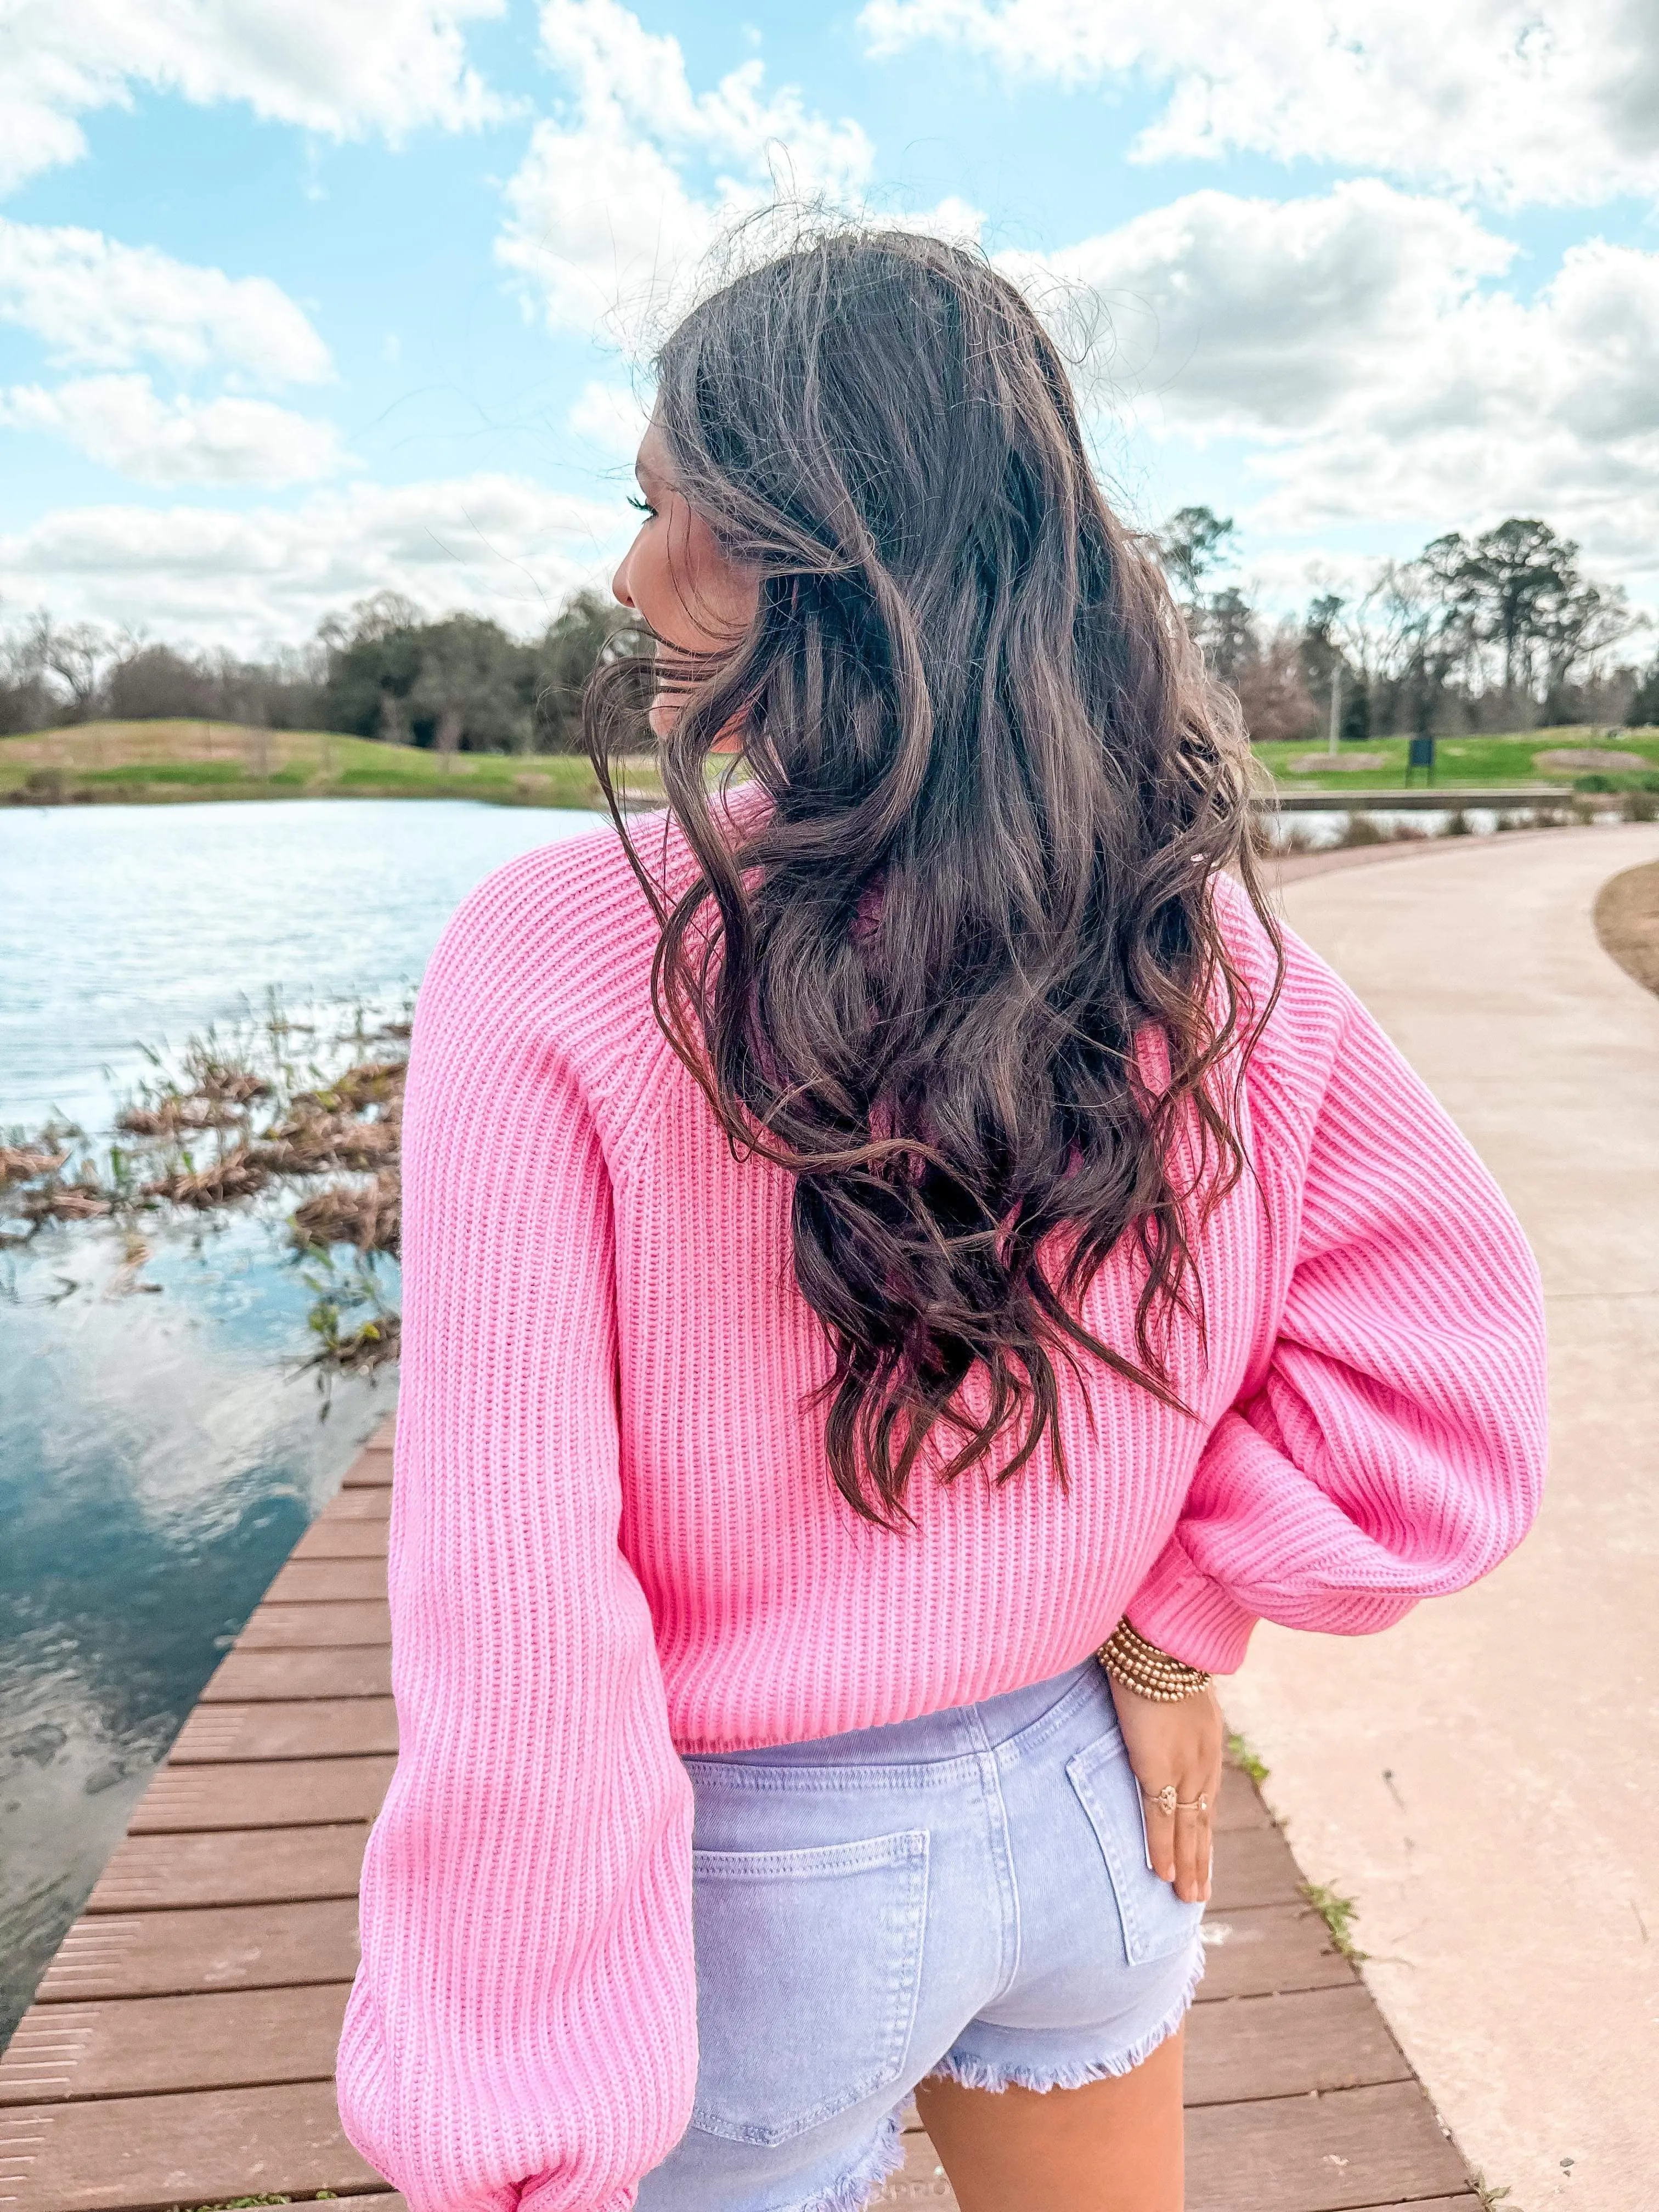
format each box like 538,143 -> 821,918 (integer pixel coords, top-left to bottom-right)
129,1757 -> 395,1833
0,2079 -> 386,2211
171,1699 -> 398,1763
291,1519 -> 390,1561
1186,2081 -> 1470,2212
266,1559 -> 388,1604
1196,1904 -> 1357,2002
1184,1987 -> 1409,2106
341,1455 -> 394,1488
200,1647 -> 392,1701
1214,1764 -> 1269,1833
85,1825 -> 368,1912
871,2138 -> 1479,2212
0,1985 -> 350,2104
235,1601 -> 391,1649
1208,1824 -> 1305,1911
32,1901 -> 359,2002
317,1487 -> 392,1522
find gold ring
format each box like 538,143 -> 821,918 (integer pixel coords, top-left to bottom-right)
1142,1785 -> 1208,1815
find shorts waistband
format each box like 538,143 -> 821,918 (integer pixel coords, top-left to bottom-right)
692,1657 -> 1106,1770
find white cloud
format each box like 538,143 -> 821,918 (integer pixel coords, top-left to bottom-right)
498,0 -> 974,346
0,0 -> 510,196
0,475 -> 627,650
0,375 -> 348,485
1004,182 -> 1515,439
0,219 -> 332,383
860,0 -> 1659,208
566,377 -> 652,455
995,184 -> 1659,594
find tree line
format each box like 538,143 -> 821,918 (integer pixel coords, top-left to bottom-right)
1159,508 -> 1657,741
0,590 -> 633,754
3,508 -> 1655,749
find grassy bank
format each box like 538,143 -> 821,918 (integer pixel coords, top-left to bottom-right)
1255,724 -> 1659,792
0,720 -> 661,809
7,717 -> 1659,809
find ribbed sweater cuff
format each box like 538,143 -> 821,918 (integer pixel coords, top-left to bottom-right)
1126,1532 -> 1257,1675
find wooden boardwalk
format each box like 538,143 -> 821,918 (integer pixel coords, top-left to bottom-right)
2,1423 -> 1480,2212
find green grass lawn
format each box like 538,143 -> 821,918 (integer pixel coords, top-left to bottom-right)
1255,724 -> 1659,791
0,720 -> 654,810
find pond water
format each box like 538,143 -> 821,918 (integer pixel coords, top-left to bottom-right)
1267,803 -> 1566,848
0,798 -> 608,2044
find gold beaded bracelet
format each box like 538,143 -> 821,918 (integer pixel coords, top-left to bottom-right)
1097,1617 -> 1212,1704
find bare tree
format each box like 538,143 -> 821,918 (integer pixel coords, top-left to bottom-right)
0,611 -> 54,735
30,615 -> 117,721
1231,623 -> 1317,745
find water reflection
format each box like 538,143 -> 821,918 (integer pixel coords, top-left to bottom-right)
1,799 -> 608,2042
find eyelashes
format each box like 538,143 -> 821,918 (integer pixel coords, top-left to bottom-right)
627,494 -> 656,518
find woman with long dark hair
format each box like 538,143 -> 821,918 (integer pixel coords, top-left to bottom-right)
337,232 -> 1545,2212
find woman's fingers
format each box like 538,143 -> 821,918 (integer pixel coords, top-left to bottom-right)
1172,1793 -> 1210,1905
1139,1782 -> 1204,1898
1177,1736 -> 1225,1904
1142,1791 -> 1177,1884
1141,1754 -> 1222,1901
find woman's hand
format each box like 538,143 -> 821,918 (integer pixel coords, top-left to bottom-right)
1107,1677 -> 1226,1904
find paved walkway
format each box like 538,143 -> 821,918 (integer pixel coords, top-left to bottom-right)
1229,824 -> 1659,2211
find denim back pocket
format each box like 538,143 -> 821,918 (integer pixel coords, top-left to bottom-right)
688,1828 -> 929,2146
1066,1730 -> 1205,1965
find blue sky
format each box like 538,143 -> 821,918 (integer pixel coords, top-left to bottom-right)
3,0 -> 1657,652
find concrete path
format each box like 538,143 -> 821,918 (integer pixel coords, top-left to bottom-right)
1228,825 -> 1659,2211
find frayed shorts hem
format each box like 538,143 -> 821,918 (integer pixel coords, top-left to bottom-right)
923,1944 -> 1205,2098
781,2109 -> 907,2212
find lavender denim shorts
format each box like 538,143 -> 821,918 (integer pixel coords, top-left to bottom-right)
634,1657 -> 1205,2212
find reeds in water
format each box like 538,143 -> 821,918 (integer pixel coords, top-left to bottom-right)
2,996 -> 411,1369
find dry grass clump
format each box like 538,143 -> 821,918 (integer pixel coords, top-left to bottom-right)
18,1176 -> 111,1222
292,1170 -> 401,1256
294,1059 -> 403,1112
0,1143 -> 67,1186
118,1096 -> 244,1136
143,1148 -> 275,1208
262,1108 -> 399,1173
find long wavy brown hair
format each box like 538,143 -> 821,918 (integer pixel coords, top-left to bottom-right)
588,227 -> 1279,1530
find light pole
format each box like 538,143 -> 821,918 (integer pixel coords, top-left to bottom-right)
1328,664 -> 1342,757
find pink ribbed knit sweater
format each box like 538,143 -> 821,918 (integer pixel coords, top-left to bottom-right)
336,795 -> 1547,2212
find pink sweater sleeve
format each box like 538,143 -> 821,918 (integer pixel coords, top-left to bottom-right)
334,881 -> 697,2212
1128,919 -> 1548,1674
